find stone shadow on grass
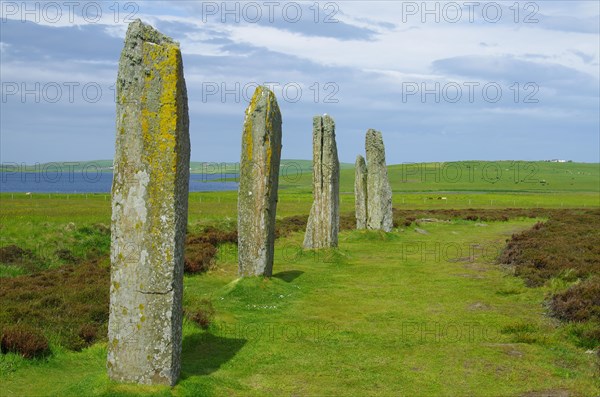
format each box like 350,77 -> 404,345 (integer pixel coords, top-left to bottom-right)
273,270 -> 304,283
180,332 -> 246,378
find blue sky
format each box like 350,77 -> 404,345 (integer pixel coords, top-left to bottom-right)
1,1 -> 599,164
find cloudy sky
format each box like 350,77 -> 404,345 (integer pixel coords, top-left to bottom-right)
1,0 -> 599,164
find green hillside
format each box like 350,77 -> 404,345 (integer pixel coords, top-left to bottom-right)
2,160 -> 597,195
280,161 -> 600,194
383,161 -> 600,193
0,160 -> 115,173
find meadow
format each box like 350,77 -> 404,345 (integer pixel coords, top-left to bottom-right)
0,161 -> 598,396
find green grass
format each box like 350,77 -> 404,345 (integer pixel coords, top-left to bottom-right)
1,185 -> 598,273
385,161 -> 599,193
3,160 -> 596,191
0,159 -> 598,395
2,218 -> 599,396
273,160 -> 600,194
0,265 -> 28,277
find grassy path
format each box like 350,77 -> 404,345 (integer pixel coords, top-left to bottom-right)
2,218 -> 598,396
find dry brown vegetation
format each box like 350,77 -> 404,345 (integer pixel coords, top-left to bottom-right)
498,209 -> 600,287
0,261 -> 109,352
497,208 -> 599,347
551,277 -> 600,323
1,325 -> 50,358
185,299 -> 216,330
0,245 -> 40,273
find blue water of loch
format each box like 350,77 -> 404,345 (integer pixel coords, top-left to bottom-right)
0,172 -> 238,193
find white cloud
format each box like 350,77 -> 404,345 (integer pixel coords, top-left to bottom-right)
223,21 -> 598,78
1,1 -> 598,163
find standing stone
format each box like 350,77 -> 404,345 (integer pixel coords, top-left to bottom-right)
304,115 -> 340,249
108,19 -> 190,386
354,155 -> 368,229
238,86 -> 282,277
365,129 -> 393,232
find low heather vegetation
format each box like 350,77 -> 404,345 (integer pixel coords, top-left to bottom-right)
498,208 -> 600,347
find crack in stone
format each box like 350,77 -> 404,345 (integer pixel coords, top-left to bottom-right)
136,288 -> 174,295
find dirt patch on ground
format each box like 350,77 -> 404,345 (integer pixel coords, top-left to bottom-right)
463,263 -> 489,272
520,389 -> 570,397
454,273 -> 486,279
485,343 -> 524,358
392,208 -> 546,228
468,302 -> 491,311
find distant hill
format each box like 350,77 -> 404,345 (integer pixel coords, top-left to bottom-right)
277,160 -> 600,194
367,160 -> 599,193
0,160 -> 115,173
2,160 -> 597,193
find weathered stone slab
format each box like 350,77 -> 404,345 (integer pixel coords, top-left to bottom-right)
365,129 -> 393,232
238,86 -> 282,277
304,115 -> 339,248
354,155 -> 368,229
108,19 -> 190,386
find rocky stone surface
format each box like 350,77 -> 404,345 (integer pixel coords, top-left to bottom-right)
354,155 -> 368,229
238,86 -> 282,277
108,19 -> 190,386
365,129 -> 393,232
304,115 -> 339,248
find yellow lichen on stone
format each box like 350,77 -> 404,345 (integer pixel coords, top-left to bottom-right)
141,42 -> 179,165
265,137 -> 272,171
244,87 -> 263,162
140,42 -> 182,268
244,119 -> 253,162
165,248 -> 173,264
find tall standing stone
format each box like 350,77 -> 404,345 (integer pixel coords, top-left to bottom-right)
238,86 -> 282,277
365,129 -> 393,232
304,115 -> 339,249
354,155 -> 368,229
108,19 -> 190,386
